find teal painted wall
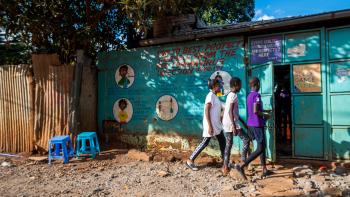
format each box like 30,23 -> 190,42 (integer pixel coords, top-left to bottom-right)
329,28 -> 350,60
97,37 -> 247,152
97,25 -> 350,160
328,27 -> 350,160
294,127 -> 324,158
285,31 -> 321,62
286,30 -> 325,158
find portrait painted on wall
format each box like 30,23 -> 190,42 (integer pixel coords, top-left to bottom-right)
293,63 -> 321,92
115,64 -> 135,88
210,71 -> 232,96
113,98 -> 133,124
156,95 -> 178,121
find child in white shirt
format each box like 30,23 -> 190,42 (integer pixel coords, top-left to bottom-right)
186,79 -> 226,171
222,77 -> 250,175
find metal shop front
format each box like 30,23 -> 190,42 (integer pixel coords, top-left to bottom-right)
97,25 -> 350,161
248,26 -> 350,161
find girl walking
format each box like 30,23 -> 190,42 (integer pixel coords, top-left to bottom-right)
186,79 -> 226,171
222,77 -> 250,175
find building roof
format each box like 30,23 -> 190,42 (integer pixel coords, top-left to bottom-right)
140,9 -> 350,46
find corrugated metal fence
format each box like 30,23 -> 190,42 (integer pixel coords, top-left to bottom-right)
0,65 -> 35,152
0,54 -> 74,153
32,54 -> 74,152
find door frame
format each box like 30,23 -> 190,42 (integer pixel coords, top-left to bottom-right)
247,27 -> 329,160
272,64 -> 294,158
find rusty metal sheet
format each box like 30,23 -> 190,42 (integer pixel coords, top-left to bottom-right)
34,66 -> 73,151
32,54 -> 73,151
0,54 -> 83,153
0,65 -> 35,153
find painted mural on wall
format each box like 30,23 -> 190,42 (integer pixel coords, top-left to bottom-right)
113,98 -> 133,124
250,35 -> 282,64
98,36 -> 246,135
156,95 -> 179,121
115,64 -> 135,88
293,63 -> 321,92
210,71 -> 232,96
156,39 -> 243,76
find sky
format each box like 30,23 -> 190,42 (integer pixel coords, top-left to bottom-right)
254,0 -> 350,21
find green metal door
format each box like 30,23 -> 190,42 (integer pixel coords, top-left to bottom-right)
249,63 -> 276,161
291,63 -> 324,158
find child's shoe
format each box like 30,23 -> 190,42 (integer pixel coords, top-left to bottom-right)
186,160 -> 199,171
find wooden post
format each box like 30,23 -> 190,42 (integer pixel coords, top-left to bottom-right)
69,50 -> 85,136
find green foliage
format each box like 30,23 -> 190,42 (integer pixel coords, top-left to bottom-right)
199,0 -> 255,25
0,33 -> 31,65
0,0 -> 129,64
120,0 -> 255,34
0,0 -> 254,64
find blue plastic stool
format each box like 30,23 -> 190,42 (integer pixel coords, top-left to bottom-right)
48,135 -> 74,164
76,132 -> 100,159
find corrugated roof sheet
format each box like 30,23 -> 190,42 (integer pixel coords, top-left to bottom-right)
182,8 -> 350,35
140,9 -> 350,46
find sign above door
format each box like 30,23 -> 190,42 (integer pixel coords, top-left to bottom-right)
250,35 -> 283,65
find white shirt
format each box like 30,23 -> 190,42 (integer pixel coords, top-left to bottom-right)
202,91 -> 223,137
223,92 -> 241,133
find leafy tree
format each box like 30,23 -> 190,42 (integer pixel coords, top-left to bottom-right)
0,0 -> 129,64
199,0 -> 255,25
120,0 -> 255,34
0,30 -> 31,65
0,0 -> 254,64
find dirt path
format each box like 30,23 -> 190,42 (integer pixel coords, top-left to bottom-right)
0,150 -> 349,197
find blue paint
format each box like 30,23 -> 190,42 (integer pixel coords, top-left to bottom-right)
330,95 -> 350,126
96,25 -> 350,160
331,128 -> 350,160
97,37 -> 247,139
294,127 -> 324,158
328,27 -> 350,160
293,95 -> 323,125
329,27 -> 350,60
285,31 -> 321,62
330,62 -> 350,92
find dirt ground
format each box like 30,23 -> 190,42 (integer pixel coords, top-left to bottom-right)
0,149 -> 349,197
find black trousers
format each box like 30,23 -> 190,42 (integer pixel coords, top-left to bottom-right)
242,127 -> 266,168
189,131 -> 226,161
223,130 -> 251,167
